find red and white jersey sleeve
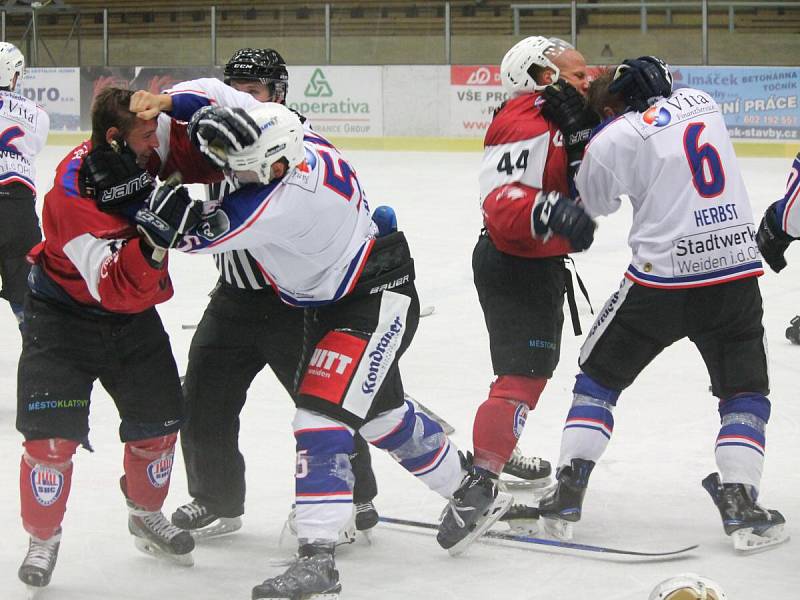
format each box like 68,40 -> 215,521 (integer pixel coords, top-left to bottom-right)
32,142 -> 173,313
478,93 -> 573,258
0,91 -> 50,194
577,87 -> 762,289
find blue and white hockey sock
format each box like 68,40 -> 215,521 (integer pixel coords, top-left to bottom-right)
360,400 -> 462,498
557,373 -> 619,470
715,394 -> 770,491
293,409 -> 355,543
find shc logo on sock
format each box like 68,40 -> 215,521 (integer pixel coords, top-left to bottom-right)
31,465 -> 64,506
147,455 -> 174,488
513,403 -> 529,439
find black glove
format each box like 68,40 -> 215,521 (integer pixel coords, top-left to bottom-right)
532,191 -> 596,252
608,56 -> 673,112
187,105 -> 260,169
757,201 -> 794,273
78,143 -> 154,212
134,175 -> 203,265
541,80 -> 600,178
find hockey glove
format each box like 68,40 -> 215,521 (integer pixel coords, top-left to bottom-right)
541,80 -> 600,179
756,201 -> 794,273
608,56 -> 673,112
188,105 -> 260,169
78,143 -> 154,212
532,191 -> 596,252
134,174 -> 203,265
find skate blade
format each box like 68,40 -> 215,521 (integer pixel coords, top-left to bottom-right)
505,519 -> 540,536
360,528 -> 374,545
133,537 -> 194,566
447,491 -> 513,557
498,477 -> 553,493
542,517 -> 574,541
189,517 -> 243,540
732,524 -> 790,554
26,585 -> 44,600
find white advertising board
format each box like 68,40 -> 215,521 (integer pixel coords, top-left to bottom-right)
286,66 -> 383,137
18,68 -> 81,131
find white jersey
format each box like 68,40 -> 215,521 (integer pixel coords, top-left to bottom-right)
577,87 -> 762,288
771,153 -> 800,238
180,133 -> 376,306
0,90 -> 49,194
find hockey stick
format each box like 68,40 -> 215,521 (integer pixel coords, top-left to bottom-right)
379,516 -> 699,560
181,304 -> 436,330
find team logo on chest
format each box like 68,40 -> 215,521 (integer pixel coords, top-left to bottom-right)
30,465 -> 64,506
147,454 -> 174,488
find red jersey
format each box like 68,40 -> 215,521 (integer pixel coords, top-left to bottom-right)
478,93 -> 573,258
29,117 -> 219,314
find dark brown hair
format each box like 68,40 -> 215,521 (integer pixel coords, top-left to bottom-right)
587,68 -> 625,120
90,87 -> 138,147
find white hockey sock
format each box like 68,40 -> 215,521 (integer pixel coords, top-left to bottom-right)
557,393 -> 615,469
360,401 -> 462,498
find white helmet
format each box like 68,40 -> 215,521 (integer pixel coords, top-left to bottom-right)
0,42 -> 25,91
227,102 -> 305,185
649,573 -> 728,600
501,36 -> 562,97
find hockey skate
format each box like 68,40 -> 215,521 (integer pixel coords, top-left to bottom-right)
279,504 -> 356,552
121,478 -> 194,566
702,472 -> 789,553
437,463 -> 512,556
499,447 -> 553,493
18,527 -> 61,595
354,501 -> 379,544
537,458 -> 595,541
253,543 -> 341,600
171,499 -> 243,540
786,315 -> 800,345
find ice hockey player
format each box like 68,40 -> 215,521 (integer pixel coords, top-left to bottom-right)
147,98 -> 529,598
754,152 -> 800,345
164,48 -> 381,541
649,573 -> 727,600
537,57 -> 786,552
441,36 -> 597,546
0,42 -> 49,331
15,87 -> 208,591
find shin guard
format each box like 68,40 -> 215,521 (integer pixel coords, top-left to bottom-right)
123,433 -> 177,511
360,400 -> 462,498
293,409 -> 355,543
557,373 -> 619,470
20,438 -> 79,539
472,375 -> 546,474
716,394 -> 770,491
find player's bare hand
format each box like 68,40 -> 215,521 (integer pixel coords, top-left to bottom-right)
130,90 -> 171,120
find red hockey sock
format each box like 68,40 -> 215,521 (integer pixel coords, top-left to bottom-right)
20,438 -> 79,539
122,434 -> 177,511
473,375 -> 546,474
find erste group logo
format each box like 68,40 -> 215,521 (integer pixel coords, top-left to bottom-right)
451,65 -> 501,86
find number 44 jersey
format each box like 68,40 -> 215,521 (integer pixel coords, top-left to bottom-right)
577,86 -> 763,288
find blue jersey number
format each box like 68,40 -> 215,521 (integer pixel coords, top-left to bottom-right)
319,150 -> 358,201
683,122 -> 725,198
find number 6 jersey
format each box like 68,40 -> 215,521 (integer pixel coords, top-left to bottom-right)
576,87 -> 763,288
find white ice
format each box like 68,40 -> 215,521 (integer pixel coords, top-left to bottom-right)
0,146 -> 797,599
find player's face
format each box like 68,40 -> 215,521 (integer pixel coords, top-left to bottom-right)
231,80 -> 273,102
125,118 -> 159,166
554,50 -> 590,97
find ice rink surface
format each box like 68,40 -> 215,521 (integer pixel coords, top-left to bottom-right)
0,145 -> 798,599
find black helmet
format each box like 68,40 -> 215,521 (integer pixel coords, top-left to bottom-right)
224,48 -> 289,103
